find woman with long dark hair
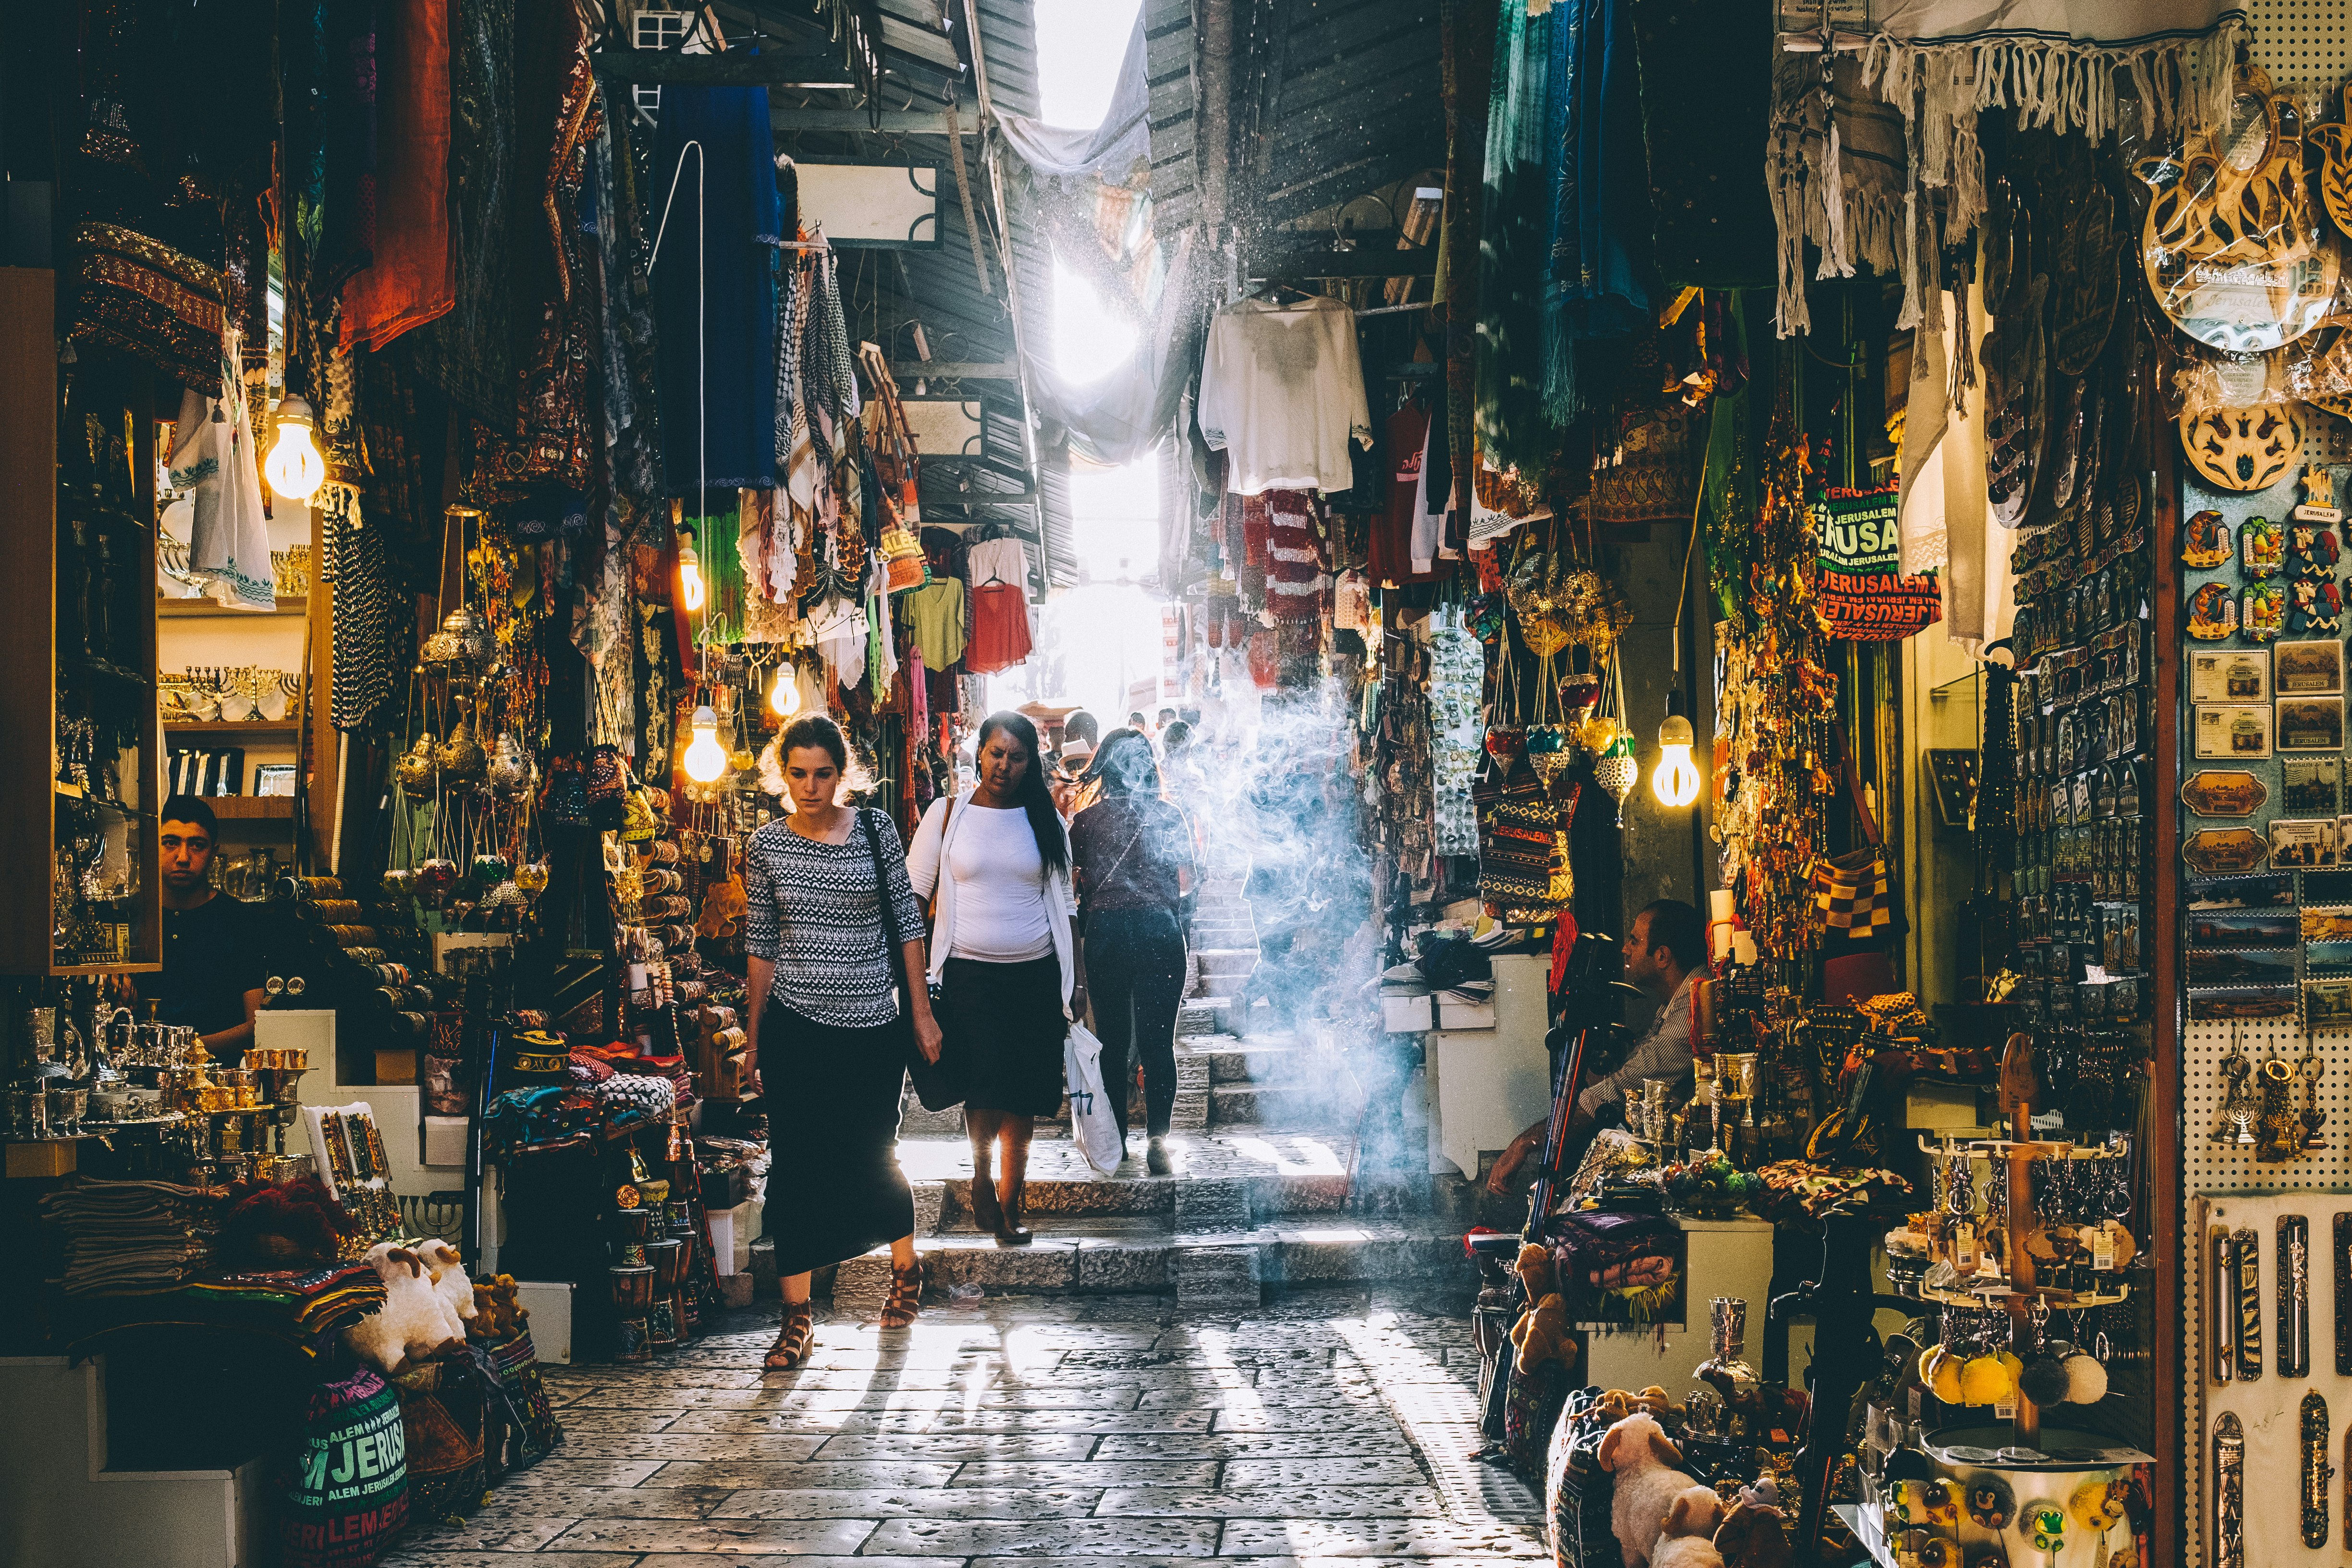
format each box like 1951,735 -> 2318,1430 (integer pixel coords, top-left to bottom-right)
1070,729 -> 1198,1175
906,710 -> 1075,1245
741,715 -> 940,1368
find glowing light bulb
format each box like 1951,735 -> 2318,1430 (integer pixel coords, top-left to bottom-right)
682,705 -> 728,783
677,533 -> 705,614
263,395 -> 325,503
770,663 -> 802,718
1651,707 -> 1701,808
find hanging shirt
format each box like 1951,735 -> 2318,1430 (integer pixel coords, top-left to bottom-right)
967,536 -> 1029,588
1197,296 -> 1373,496
1367,400 -> 1431,585
900,578 -> 969,671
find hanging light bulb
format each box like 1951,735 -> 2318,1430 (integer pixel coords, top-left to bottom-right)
676,527 -> 705,614
770,661 -> 802,718
1651,692 -> 1701,808
682,703 -> 728,783
263,395 -> 326,503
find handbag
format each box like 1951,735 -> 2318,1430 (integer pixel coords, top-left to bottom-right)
866,809 -> 964,1112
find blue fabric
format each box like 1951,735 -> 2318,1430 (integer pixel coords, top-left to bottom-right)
653,85 -> 783,494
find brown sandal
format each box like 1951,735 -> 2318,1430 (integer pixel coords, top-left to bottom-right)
880,1259 -> 925,1328
763,1302 -> 815,1370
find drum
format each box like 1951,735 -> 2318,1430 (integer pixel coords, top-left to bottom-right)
647,1238 -> 687,1291
609,1263 -> 655,1316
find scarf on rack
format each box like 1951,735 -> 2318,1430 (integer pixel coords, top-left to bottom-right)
169,328 -> 274,613
1766,0 -> 2246,335
406,0 -> 519,427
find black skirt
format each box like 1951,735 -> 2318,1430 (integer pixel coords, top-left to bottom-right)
761,1000 -> 916,1276
940,954 -> 1067,1116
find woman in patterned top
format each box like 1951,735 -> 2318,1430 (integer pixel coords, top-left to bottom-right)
743,715 -> 940,1369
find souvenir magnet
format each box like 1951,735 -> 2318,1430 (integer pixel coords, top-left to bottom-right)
2183,509 -> 2231,567
2189,580 -> 2239,639
2181,771 -> 2268,818
2182,829 -> 2272,876
2244,581 -> 2288,642
2242,515 -> 2284,578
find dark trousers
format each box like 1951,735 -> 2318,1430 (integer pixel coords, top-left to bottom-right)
1086,907 -> 1187,1140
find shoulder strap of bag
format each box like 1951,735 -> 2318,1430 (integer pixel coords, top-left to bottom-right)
926,795 -> 955,923
863,810 -> 910,997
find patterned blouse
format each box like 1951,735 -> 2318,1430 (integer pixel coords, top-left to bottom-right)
742,810 -> 928,1028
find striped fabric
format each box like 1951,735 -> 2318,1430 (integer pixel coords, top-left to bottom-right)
742,812 -> 927,1028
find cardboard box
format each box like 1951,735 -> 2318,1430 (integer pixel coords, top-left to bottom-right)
422,1115 -> 469,1168
514,1281 -> 574,1364
373,1048 -> 418,1085
1382,994 -> 1496,1033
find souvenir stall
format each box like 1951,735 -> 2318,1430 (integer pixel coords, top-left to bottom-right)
0,2 -> 1042,1562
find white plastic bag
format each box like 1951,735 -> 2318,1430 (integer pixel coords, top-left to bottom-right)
1064,1023 -> 1124,1176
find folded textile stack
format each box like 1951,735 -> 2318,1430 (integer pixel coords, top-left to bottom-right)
40,1180 -> 221,1295
178,1263 -> 389,1340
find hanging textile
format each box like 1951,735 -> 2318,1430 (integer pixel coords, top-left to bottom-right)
1438,0 -> 1499,489
316,0 -> 381,297
323,489 -> 397,733
169,329 -> 274,612
1430,608 -> 1485,858
1626,0 -> 1773,288
1475,0 -> 1556,467
1812,481 -> 1942,639
342,0 -> 453,350
653,84 -> 783,495
1197,298 -> 1372,496
70,222 -> 224,396
1764,54 -> 1907,339
406,0 -> 519,426
590,88 -> 663,540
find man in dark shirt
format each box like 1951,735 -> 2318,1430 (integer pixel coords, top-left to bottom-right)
139,796 -> 267,1065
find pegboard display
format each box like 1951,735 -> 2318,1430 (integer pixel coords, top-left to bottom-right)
2248,0 -> 2352,84
2177,456 -> 2352,1566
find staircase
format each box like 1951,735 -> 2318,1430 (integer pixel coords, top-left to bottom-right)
828,878 -> 1476,1312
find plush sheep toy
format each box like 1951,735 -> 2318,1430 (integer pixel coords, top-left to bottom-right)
1599,1411 -> 1703,1568
413,1238 -> 479,1326
1649,1486 -> 1727,1568
342,1241 -> 470,1375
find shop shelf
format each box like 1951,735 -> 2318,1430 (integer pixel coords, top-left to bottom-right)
208,797 -> 294,820
158,597 -> 307,619
164,720 -> 303,736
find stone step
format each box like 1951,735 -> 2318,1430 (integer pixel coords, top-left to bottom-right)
1211,1080 -> 1356,1129
898,1127 -> 1363,1230
1193,947 -> 1261,982
1185,1038 -> 1322,1085
1178,995 -> 1240,1034
831,1216 -> 1473,1304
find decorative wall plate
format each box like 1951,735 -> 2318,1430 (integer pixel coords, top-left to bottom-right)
2136,65 -> 2341,353
2309,86 -> 2352,240
2183,827 -> 2272,874
2183,770 -> 2270,817
2052,180 -> 2122,376
1982,276 -> 2048,529
2182,405 -> 2308,493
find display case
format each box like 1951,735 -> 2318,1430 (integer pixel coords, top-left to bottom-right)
0,268 -> 163,976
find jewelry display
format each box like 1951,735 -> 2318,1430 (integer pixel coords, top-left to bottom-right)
2337,1213 -> 2352,1377
2306,1390 -> 2335,1547
2282,1214 -> 2312,1377
2235,1227 -> 2266,1383
2217,1410 -> 2246,1568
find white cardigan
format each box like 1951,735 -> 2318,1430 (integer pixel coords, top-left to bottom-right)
904,788 -> 1076,1013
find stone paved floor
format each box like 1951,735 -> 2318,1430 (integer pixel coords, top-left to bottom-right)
381,1288 -> 1545,1565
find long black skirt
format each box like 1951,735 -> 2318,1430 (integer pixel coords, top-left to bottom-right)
940,955 -> 1067,1116
762,1000 -> 915,1277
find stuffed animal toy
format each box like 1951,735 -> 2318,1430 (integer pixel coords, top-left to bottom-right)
413,1238 -> 478,1324
1596,1387 -> 1636,1421
1510,1292 -> 1573,1374
1634,1384 -> 1683,1422
1661,1485 -> 1725,1539
1599,1412 -> 1701,1567
343,1241 -> 469,1375
1712,1500 -> 1790,1568
1651,1538 -> 1724,1568
1516,1241 -> 1558,1296
469,1273 -> 530,1342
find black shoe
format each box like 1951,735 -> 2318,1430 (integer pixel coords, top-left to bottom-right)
969,1176 -> 1003,1235
1147,1136 -> 1173,1176
998,1181 -> 1035,1246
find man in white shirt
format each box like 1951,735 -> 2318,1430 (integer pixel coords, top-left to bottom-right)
1485,899 -> 1705,1196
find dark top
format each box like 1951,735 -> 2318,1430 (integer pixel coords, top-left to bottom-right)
144,893 -> 266,1051
1071,796 -> 1198,918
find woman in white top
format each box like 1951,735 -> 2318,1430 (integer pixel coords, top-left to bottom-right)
906,711 -> 1077,1246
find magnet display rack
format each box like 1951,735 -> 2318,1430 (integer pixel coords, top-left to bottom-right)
2176,453 -> 2352,1566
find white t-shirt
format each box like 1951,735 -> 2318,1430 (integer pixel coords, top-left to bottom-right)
1197,297 -> 1373,496
939,805 -> 1055,962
